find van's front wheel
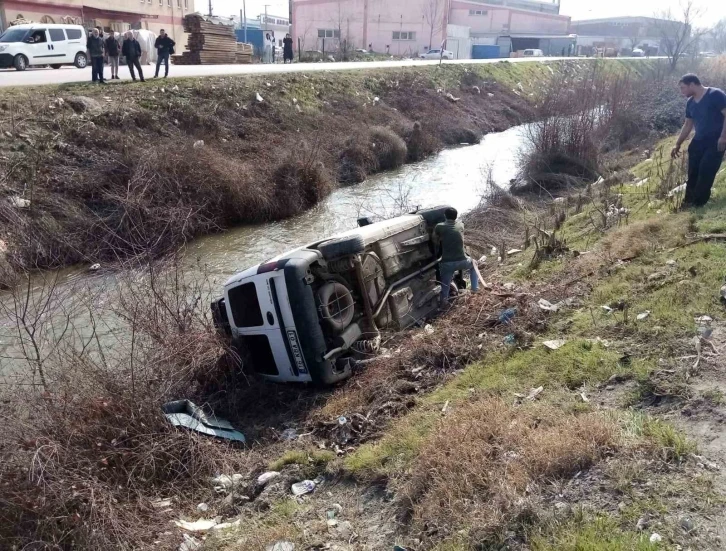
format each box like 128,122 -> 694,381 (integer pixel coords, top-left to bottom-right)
50,64 -> 62,69
13,54 -> 28,71
74,52 -> 88,69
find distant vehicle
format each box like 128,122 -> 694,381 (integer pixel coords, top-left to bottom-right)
0,24 -> 87,71
355,48 -> 368,54
522,49 -> 544,57
631,48 -> 645,57
212,207 -> 459,385
699,51 -> 717,58
420,49 -> 454,60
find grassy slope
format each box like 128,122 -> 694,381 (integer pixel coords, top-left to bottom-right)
224,138 -> 726,550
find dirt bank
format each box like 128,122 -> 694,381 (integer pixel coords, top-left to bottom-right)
0,59 -> 656,282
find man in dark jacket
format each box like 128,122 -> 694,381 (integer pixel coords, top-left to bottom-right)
105,32 -> 120,79
154,29 -> 175,78
434,208 -> 479,304
86,28 -> 105,84
122,32 -> 145,82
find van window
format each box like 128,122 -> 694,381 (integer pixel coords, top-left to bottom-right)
49,29 -> 66,42
28,30 -> 47,43
65,28 -> 82,40
228,282 -> 264,327
0,28 -> 28,42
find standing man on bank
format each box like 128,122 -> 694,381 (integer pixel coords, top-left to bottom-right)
86,28 -> 106,84
105,32 -> 120,80
154,29 -> 175,78
434,208 -> 479,304
672,74 -> 726,207
122,31 -> 145,82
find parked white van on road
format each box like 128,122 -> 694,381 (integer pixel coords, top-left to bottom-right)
0,24 -> 87,71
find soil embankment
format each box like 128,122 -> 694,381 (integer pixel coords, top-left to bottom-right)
0,59 -> 655,282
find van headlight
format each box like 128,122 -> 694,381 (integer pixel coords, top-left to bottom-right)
0,45 -> 8,52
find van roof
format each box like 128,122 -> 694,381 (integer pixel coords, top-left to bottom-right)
5,23 -> 85,30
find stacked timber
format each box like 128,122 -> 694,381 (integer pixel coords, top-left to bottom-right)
173,13 -> 238,65
237,43 -> 253,64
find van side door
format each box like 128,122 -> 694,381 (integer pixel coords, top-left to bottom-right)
48,28 -> 71,63
24,29 -> 57,65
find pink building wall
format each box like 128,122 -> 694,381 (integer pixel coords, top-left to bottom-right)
292,0 -> 570,56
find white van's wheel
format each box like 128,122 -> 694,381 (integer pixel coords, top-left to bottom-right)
74,52 -> 88,69
318,282 -> 355,333
50,64 -> 62,69
13,55 -> 28,71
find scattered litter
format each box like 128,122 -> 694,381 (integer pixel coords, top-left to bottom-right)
152,498 -> 173,510
580,392 -> 589,403
172,85 -> 179,92
649,533 -> 662,543
697,326 -> 713,339
538,298 -> 566,312
472,85 -> 481,94
647,272 -> 666,282
393,547 -> 409,551
499,308 -> 517,324
601,305 -> 614,314
636,516 -> 649,531
668,183 -> 686,197
445,93 -> 460,102
280,428 -> 299,441
8,196 -> 30,209
193,140 -> 204,149
441,400 -> 450,414
478,255 -> 487,266
326,504 -> 343,519
593,176 -> 605,187
373,96 -> 380,103
689,453 -> 720,471
487,92 -> 494,97
695,315 -> 713,323
196,503 -> 209,513
179,533 -> 202,551
666,259 -> 677,266
507,248 -> 523,256
162,400 -> 245,443
89,263 -> 101,272
543,339 -> 567,350
212,474 -> 243,494
257,471 -> 281,487
336,521 -> 354,539
266,542 -> 294,551
256,92 -> 264,102
291,479 -> 317,496
503,334 -> 516,345
634,178 -> 649,187
720,283 -> 726,303
424,324 -> 435,335
502,282 -> 516,291
527,386 -> 544,401
680,517 -> 695,533
174,518 -> 218,532
636,311 -> 651,321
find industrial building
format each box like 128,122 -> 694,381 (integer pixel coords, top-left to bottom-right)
570,16 -> 680,56
291,0 -> 571,59
0,0 -> 189,42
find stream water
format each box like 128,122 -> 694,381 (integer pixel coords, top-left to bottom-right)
0,123 -> 529,377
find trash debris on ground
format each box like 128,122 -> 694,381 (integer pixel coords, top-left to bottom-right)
162,400 -> 245,443
527,386 -> 544,401
257,471 -> 281,487
193,140 -> 204,149
441,400 -> 450,414
179,533 -> 202,551
503,334 -> 517,345
212,473 -> 244,494
88,263 -> 101,272
256,92 -> 264,102
543,340 -> 567,350
196,503 -> 209,512
666,259 -> 677,266
280,428 -> 299,441
647,272 -> 666,282
668,183 -> 686,197
8,196 -> 30,209
636,311 -> 651,321
580,392 -> 589,403
336,520 -> 354,539
498,308 -> 517,324
538,297 -> 576,313
478,255 -> 487,266
266,542 -> 295,551
152,498 -> 173,510
507,248 -> 523,256
636,516 -> 649,531
424,324 -> 435,335
695,315 -> 713,323
174,518 -> 218,532
680,517 -> 695,533
445,93 -> 460,103
649,533 -> 662,543
502,282 -> 516,291
689,453 -> 720,471
291,479 -> 317,496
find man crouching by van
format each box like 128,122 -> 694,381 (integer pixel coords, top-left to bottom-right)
434,207 -> 479,304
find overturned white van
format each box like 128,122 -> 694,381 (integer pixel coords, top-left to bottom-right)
212,206 -> 457,385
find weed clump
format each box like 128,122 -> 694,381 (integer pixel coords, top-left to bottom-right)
338,126 -> 408,183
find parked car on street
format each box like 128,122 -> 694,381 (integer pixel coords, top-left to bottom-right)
631,48 -> 645,57
522,48 -> 544,58
212,207 -> 459,385
420,49 -> 454,60
0,24 -> 87,71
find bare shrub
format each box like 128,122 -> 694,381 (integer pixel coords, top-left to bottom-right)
369,126 -> 408,171
404,121 -> 440,162
0,258 -> 248,550
338,127 -> 408,183
399,398 -> 617,546
272,145 -> 335,218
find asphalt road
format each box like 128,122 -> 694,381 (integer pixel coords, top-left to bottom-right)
0,56 -> 612,88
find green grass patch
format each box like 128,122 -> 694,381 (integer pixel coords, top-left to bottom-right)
532,516 -> 658,551
618,411 -> 696,462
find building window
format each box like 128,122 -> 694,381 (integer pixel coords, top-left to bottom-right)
317,29 -> 340,39
184,0 -> 188,7
468,9 -> 488,15
392,31 -> 415,40
167,0 -> 171,6
177,0 -> 181,7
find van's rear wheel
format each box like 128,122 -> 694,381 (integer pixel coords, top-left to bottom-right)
13,55 -> 28,71
50,64 -> 62,69
318,235 -> 365,261
74,52 -> 88,69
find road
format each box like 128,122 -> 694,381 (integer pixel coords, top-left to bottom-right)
0,56 -> 623,88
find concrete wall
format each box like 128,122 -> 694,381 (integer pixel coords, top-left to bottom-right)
0,0 -> 187,43
292,0 -> 570,56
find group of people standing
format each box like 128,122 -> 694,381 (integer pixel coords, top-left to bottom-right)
85,28 -> 176,84
263,32 -> 294,64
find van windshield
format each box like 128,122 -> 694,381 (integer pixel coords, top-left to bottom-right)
0,28 -> 29,43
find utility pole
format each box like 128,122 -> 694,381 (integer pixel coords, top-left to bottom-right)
208,0 -> 212,17
241,0 -> 247,43
264,4 -> 270,31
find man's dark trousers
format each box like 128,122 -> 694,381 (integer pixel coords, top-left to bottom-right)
128,58 -> 144,81
91,56 -> 104,82
155,52 -> 169,77
686,139 -> 725,207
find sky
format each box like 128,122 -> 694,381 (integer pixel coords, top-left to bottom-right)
200,0 -> 726,24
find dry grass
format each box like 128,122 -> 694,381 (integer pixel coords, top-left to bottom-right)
399,398 -> 617,547
600,216 -> 690,261
338,126 -> 408,183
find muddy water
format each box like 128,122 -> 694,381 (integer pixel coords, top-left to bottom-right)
0,124 -> 528,376
189,124 -> 527,287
